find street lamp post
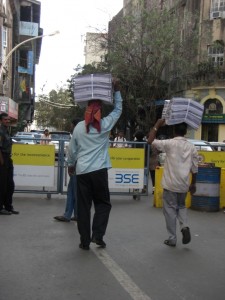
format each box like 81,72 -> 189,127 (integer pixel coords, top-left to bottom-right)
0,30 -> 60,81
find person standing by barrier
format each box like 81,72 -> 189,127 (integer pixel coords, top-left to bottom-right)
0,113 -> 19,215
54,118 -> 81,222
149,144 -> 160,194
67,79 -> 122,250
133,130 -> 147,199
147,120 -> 198,247
40,129 -> 51,145
113,130 -> 127,148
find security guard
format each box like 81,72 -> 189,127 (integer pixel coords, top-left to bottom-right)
0,113 -> 19,215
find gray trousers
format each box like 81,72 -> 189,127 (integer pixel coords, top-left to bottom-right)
163,189 -> 188,243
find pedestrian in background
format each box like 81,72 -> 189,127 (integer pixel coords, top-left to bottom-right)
113,130 -> 127,148
54,118 -> 81,222
148,120 -> 198,247
0,113 -> 19,215
40,129 -> 51,145
149,144 -> 160,194
133,130 -> 147,199
67,79 -> 122,250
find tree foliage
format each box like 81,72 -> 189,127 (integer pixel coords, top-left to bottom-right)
35,87 -> 84,131
34,1 -> 211,137
106,0 -> 209,133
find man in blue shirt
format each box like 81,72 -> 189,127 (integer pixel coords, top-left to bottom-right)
67,80 -> 122,250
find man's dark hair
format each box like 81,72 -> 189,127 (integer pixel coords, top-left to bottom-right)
134,130 -> 145,141
71,118 -> 82,127
0,112 -> 8,120
174,122 -> 187,136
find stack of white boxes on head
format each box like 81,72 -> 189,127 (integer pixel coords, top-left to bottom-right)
73,73 -> 113,107
162,97 -> 204,130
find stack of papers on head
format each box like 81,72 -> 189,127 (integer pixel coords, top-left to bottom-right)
162,97 -> 204,130
73,73 -> 113,107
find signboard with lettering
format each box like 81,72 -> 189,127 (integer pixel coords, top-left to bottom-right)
202,114 -> 225,123
12,144 -> 55,186
108,148 -> 145,189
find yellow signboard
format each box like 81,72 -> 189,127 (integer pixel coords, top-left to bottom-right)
12,144 -> 55,166
109,148 -> 145,168
198,151 -> 225,168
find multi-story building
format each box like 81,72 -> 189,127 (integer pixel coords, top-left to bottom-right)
0,0 -> 18,121
0,0 -> 42,126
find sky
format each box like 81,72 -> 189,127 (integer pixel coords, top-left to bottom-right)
35,0 -> 123,95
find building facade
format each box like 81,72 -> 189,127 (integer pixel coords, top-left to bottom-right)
0,0 -> 42,126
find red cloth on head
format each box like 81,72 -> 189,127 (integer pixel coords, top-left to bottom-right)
85,100 -> 102,133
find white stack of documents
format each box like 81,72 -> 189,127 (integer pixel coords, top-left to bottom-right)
73,73 -> 113,107
163,97 -> 204,130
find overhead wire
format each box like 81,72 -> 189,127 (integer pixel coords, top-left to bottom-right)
40,100 -> 76,108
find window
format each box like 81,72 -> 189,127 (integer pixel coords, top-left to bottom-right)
208,43 -> 224,66
211,0 -> 225,12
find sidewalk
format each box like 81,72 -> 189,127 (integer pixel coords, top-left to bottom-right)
0,192 -> 225,300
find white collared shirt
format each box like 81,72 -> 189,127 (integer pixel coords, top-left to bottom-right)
153,137 -> 198,192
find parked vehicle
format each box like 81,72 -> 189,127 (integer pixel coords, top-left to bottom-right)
30,129 -> 45,134
209,142 -> 225,151
15,132 -> 35,136
14,134 -> 36,144
187,139 -> 213,151
33,133 -> 42,144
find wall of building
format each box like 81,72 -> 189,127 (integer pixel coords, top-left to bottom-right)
84,32 -> 108,65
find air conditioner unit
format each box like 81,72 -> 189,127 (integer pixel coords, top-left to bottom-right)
210,11 -> 222,20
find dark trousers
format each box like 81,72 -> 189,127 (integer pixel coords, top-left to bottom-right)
150,170 -> 155,187
76,168 -> 111,246
0,154 -> 15,211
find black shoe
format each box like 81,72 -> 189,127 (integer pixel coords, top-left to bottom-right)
164,239 -> 176,247
91,237 -> 106,248
70,216 -> 77,221
9,209 -> 19,215
54,216 -> 70,222
79,243 -> 90,250
0,209 -> 12,215
181,227 -> 191,244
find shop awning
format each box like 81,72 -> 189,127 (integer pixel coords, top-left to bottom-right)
0,96 -> 18,120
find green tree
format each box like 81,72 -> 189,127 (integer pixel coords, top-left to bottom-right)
35,87 -> 84,131
106,0 -> 210,134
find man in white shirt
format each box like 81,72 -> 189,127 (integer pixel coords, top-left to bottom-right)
113,130 -> 127,148
148,120 -> 198,247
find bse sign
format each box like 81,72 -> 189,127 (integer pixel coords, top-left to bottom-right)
108,148 -> 145,189
115,173 -> 139,184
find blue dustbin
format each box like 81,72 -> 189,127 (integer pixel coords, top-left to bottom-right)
191,167 -> 221,212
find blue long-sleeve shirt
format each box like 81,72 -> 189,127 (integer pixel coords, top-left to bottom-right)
67,91 -> 123,175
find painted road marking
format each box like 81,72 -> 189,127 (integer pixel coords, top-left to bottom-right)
92,247 -> 152,300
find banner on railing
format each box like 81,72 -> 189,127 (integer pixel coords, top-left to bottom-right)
12,144 -> 55,186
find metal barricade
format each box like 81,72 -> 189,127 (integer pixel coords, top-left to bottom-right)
13,137 -> 150,200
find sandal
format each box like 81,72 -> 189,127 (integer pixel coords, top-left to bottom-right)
54,216 -> 70,222
164,240 -> 176,247
181,227 -> 191,244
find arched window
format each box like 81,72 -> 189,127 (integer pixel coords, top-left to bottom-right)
204,98 -> 223,114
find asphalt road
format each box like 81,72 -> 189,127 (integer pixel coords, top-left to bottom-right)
0,192 -> 225,300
